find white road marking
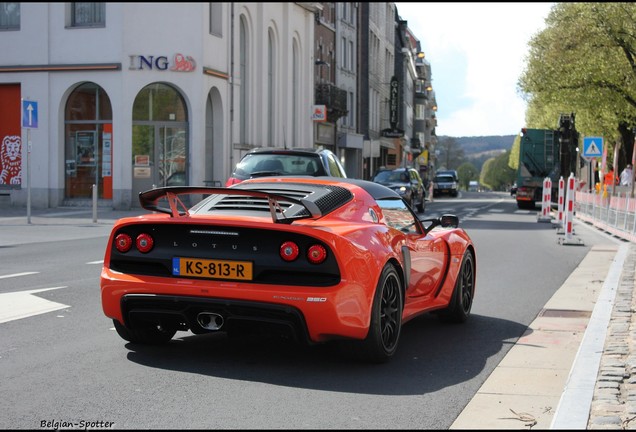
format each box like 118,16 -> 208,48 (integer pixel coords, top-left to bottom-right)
0,272 -> 39,279
86,260 -> 103,265
0,286 -> 69,324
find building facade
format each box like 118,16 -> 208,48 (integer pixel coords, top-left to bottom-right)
334,2 -> 364,179
0,2 -> 318,209
0,2 -> 437,207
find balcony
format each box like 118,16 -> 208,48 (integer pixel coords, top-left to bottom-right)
315,83 -> 348,122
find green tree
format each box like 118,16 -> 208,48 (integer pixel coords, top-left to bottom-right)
518,2 -> 636,171
481,151 -> 516,191
457,162 -> 479,190
508,133 -> 521,171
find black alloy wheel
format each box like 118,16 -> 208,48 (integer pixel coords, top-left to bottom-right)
348,264 -> 403,363
438,250 -> 475,323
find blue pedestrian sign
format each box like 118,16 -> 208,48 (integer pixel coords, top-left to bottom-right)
583,136 -> 603,158
22,100 -> 38,129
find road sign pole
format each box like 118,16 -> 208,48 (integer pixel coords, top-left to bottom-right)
27,128 -> 31,224
21,98 -> 38,224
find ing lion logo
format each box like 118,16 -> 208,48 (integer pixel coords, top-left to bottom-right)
0,135 -> 22,185
170,53 -> 196,72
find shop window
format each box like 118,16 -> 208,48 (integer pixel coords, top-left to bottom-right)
0,2 -> 19,30
64,83 -> 112,199
133,83 -> 187,122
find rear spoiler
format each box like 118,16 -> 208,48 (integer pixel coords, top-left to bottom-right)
138,186 -> 322,223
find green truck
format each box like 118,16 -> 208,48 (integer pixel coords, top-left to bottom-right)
515,113 -> 580,209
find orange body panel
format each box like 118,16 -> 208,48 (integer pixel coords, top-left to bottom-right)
100,177 -> 475,344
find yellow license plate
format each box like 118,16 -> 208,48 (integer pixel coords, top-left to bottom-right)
172,257 -> 253,281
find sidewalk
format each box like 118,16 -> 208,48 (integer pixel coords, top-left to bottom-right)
0,206 -> 144,246
1,205 -> 635,429
452,236 -> 635,429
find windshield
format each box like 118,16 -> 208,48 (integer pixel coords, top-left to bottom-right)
373,170 -> 408,183
234,153 -> 323,177
435,175 -> 455,183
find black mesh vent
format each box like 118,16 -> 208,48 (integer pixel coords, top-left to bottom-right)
313,186 -> 353,214
212,183 -> 353,217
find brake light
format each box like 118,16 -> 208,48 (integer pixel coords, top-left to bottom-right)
307,244 -> 327,264
114,233 -> 133,253
136,233 -> 154,253
280,241 -> 299,262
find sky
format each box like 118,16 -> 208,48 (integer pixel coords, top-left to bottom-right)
394,2 -> 555,137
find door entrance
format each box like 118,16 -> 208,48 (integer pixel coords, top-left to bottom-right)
132,123 -> 188,205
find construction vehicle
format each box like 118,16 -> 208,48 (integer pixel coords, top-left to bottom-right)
515,113 -> 579,209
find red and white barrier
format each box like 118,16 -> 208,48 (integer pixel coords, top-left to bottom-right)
538,177 -> 552,222
560,173 -> 584,245
555,176 -> 565,230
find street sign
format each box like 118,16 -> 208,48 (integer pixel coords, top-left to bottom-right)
22,100 -> 38,129
583,136 -> 603,158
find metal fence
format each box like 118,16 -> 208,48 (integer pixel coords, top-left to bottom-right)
575,190 -> 636,243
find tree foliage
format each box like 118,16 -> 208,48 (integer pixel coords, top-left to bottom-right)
457,162 -> 479,190
480,151 -> 516,191
508,133 -> 521,171
517,2 -> 636,170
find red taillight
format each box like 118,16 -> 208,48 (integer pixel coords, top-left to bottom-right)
114,233 -> 132,253
307,244 -> 327,264
136,233 -> 154,253
225,177 -> 243,187
280,241 -> 299,262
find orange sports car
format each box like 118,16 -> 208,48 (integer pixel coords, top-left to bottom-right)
101,177 -> 476,363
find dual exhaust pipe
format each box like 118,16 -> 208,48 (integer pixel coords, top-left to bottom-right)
196,312 -> 224,331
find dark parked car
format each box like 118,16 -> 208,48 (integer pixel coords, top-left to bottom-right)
372,167 -> 426,213
436,169 -> 459,182
225,147 -> 347,186
433,174 -> 459,197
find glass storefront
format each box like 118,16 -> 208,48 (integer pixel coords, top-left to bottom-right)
132,83 -> 188,202
64,83 -> 112,199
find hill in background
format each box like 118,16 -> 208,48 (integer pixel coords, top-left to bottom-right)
439,135 -> 516,172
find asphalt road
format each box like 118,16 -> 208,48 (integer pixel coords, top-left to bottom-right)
0,191 -> 619,429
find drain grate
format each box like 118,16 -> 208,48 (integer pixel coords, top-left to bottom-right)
539,308 -> 592,318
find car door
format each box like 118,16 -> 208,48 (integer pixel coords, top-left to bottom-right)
406,232 -> 448,300
378,198 -> 446,300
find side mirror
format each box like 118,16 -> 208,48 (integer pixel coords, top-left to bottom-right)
440,214 -> 459,228
421,214 -> 460,234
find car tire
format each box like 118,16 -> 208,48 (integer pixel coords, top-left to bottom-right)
437,250 -> 475,323
113,319 -> 176,345
343,264 -> 403,363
